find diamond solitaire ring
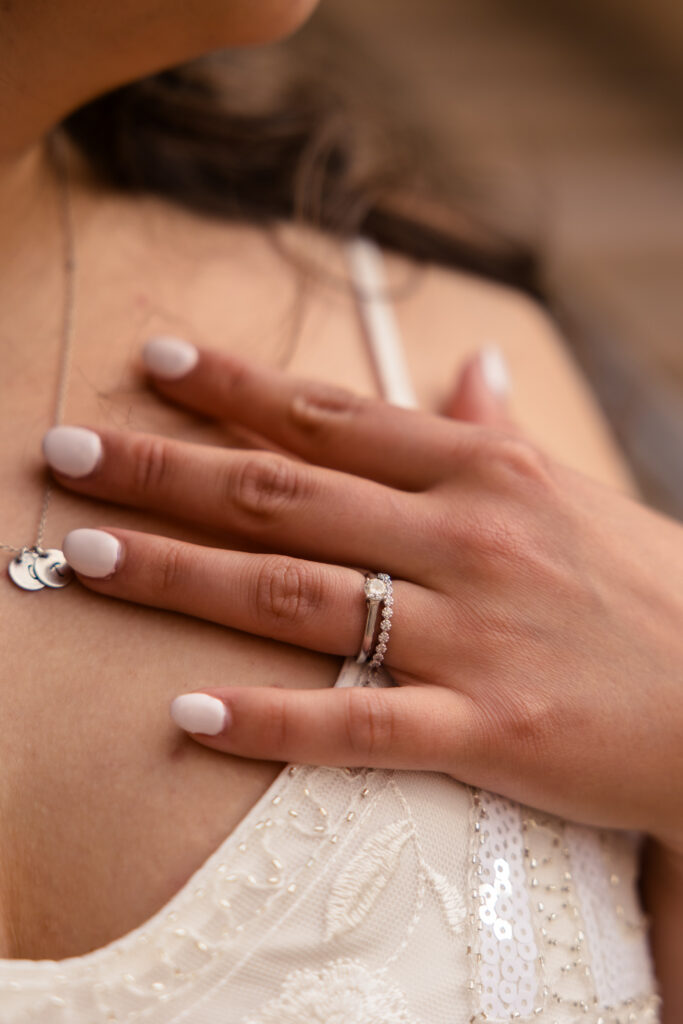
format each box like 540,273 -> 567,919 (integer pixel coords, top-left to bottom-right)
356,572 -> 393,669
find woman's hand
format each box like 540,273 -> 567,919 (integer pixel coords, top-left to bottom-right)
42,340 -> 683,852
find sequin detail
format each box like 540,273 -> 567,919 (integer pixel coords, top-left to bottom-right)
469,791 -> 540,1019
468,790 -> 658,1023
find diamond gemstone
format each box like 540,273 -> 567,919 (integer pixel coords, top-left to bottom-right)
364,577 -> 387,601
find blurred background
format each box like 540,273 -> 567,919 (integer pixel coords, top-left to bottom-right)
317,0 -> 683,517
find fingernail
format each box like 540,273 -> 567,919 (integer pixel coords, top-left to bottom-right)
142,335 -> 198,380
479,345 -> 511,397
170,693 -> 229,735
42,425 -> 102,478
62,528 -> 121,578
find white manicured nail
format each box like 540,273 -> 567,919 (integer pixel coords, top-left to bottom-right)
170,693 -> 228,735
479,345 -> 511,397
62,528 -> 121,578
42,426 -> 102,478
142,335 -> 198,380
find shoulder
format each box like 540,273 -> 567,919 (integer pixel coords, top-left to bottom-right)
381,250 -> 638,494
382,249 -> 566,376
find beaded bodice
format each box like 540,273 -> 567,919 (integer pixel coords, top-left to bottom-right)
0,707 -> 659,1022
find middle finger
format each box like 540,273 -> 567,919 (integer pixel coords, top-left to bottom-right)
43,426 -> 432,580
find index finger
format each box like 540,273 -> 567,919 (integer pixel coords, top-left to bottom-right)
143,340 -> 483,491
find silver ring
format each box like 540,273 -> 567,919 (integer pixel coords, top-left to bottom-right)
356,572 -> 393,667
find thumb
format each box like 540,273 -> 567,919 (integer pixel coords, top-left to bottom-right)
443,345 -> 517,431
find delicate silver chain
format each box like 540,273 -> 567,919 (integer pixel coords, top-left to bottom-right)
0,128 -> 76,556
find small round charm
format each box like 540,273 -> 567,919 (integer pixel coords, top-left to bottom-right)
33,548 -> 74,588
8,549 -> 46,591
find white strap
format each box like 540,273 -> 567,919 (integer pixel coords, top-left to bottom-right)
335,237 -> 417,691
347,237 -> 419,409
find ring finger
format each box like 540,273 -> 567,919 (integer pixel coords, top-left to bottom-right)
62,527 -> 444,679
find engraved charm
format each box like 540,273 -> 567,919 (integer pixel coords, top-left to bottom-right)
6,546 -> 73,591
7,549 -> 46,591
33,548 -> 74,588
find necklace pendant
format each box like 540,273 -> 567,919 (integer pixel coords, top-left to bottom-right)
6,546 -> 74,591
33,548 -> 74,589
7,548 -> 46,591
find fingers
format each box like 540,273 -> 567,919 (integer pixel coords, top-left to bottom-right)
169,683 -> 483,775
443,346 -> 517,431
142,339 -> 482,491
62,527 -> 436,673
44,427 -> 432,579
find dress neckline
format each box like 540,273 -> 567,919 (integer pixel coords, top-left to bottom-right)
0,765 -> 392,1024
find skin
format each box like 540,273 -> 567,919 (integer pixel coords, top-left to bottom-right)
0,1 -> 680,1018
51,351 -> 683,1018
50,349 -> 683,846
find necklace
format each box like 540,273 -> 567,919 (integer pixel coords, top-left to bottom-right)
1,128 -> 75,591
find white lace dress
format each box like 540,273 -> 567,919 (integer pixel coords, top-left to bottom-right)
0,240 -> 660,1023
0,675 -> 659,1022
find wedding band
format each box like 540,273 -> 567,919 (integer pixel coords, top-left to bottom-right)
356,572 -> 393,667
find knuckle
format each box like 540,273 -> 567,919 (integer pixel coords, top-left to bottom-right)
475,686 -> 562,765
290,382 -> 365,435
490,435 -> 554,488
466,511 -> 531,570
222,355 -> 250,392
130,435 -> 172,498
430,498 -> 531,578
343,689 -> 396,759
457,432 -> 553,490
435,437 -> 560,578
212,355 -> 251,404
255,556 -> 324,629
154,541 -> 187,596
261,690 -> 290,753
498,689 -> 564,758
230,454 -> 309,524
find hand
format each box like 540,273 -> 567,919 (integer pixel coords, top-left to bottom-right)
43,340 -> 683,851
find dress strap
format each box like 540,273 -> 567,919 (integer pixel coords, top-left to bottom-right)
346,237 -> 419,409
334,238 -> 418,692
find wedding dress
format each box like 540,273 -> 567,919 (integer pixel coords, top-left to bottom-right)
0,240 -> 658,1023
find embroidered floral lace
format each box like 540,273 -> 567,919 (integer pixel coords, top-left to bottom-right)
0,662 -> 659,1023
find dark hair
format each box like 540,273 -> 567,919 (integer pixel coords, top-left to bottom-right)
60,12 -> 542,297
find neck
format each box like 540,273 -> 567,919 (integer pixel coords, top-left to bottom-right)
0,136 -> 62,314
0,130 -> 101,361
0,131 -> 84,533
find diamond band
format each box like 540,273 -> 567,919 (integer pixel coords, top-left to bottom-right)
356,571 -> 393,675
368,573 -> 393,675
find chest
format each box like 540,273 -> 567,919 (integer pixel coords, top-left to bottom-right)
0,221 -> 377,958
